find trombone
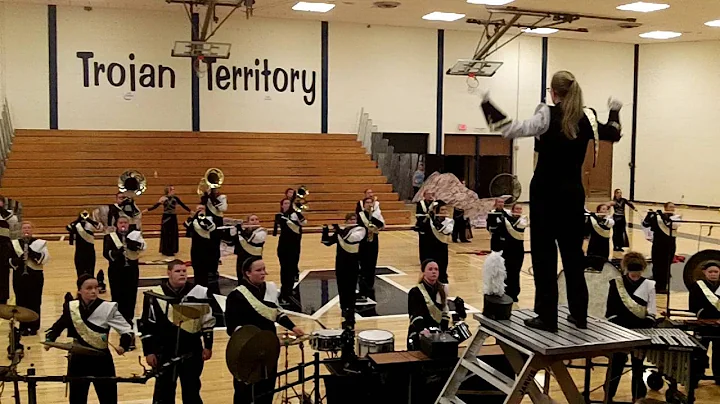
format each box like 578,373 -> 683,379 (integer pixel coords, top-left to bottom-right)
118,170 -> 147,197
197,168 -> 224,196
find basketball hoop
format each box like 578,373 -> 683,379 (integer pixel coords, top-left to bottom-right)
467,72 -> 480,94
194,55 -> 208,78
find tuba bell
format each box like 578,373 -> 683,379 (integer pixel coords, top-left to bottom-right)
198,168 -> 224,195
118,170 -> 147,197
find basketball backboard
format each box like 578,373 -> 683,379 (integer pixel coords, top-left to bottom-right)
447,59 -> 503,77
172,41 -> 232,59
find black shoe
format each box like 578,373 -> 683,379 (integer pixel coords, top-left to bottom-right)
524,316 -> 557,332
567,314 -> 587,329
28,330 -> 37,336
20,329 -> 30,337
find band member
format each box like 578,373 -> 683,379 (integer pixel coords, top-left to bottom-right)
144,185 -> 190,257
357,196 -> 385,302
201,188 -> 227,227
485,70 -> 623,331
504,204 -> 527,302
103,216 -> 146,325
356,189 -> 381,214
108,192 -> 142,230
414,191 -> 436,264
11,222 -> 49,335
322,214 -> 367,331
284,188 -> 297,203
423,204 -> 454,285
586,204 -> 615,270
139,260 -> 215,403
45,274 -> 132,404
225,257 -> 305,404
184,206 -> 221,295
605,252 -> 656,401
486,198 -> 508,253
66,212 -> 100,278
609,189 -> 637,252
689,263 -> 720,384
642,202 -> 680,293
233,214 -> 266,277
273,198 -> 307,302
452,206 -> 469,243
407,259 -> 450,350
0,196 -> 17,305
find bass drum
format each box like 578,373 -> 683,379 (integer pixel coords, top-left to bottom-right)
682,250 -> 720,290
558,261 -> 622,319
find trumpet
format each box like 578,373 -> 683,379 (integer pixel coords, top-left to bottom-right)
118,170 -> 147,197
197,168 -> 224,195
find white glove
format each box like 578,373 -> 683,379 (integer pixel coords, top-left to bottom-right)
607,97 -> 623,111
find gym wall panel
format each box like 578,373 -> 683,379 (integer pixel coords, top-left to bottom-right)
56,7 -> 190,130
200,17 -> 321,133
636,41 -> 720,206
0,3 -> 6,103
327,23 -> 436,149
1,3 -> 49,129
547,38 -> 635,199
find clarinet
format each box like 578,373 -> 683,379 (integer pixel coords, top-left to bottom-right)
121,233 -> 130,267
22,237 -> 30,276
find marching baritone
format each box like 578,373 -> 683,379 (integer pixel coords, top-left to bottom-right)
422,204 -> 454,285
0,196 -> 18,305
184,206 -> 221,295
322,214 -> 366,331
103,216 -> 146,325
45,274 -> 133,404
274,198 -> 307,302
201,187 -> 227,228
586,204 -> 614,270
233,214 -> 267,276
487,204 -> 527,302
609,189 -> 637,252
12,222 -> 49,335
356,196 -> 385,302
108,192 -> 142,230
414,191 -> 436,264
144,185 -> 190,257
605,252 -> 656,402
66,211 -> 100,278
139,260 -> 215,403
407,259 -> 450,350
689,263 -> 720,384
642,202 -> 680,293
225,257 -> 305,404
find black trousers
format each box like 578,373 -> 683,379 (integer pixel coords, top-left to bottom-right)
191,238 -> 221,295
358,238 -> 379,299
452,218 -> 468,242
153,350 -> 205,404
13,268 -> 44,332
651,237 -> 675,291
108,263 -> 139,325
426,240 -> 449,284
160,214 -> 179,256
0,240 -> 11,303
418,232 -> 429,265
503,243 -> 524,301
607,352 -> 647,400
233,375 -> 276,404
529,181 -> 587,326
612,216 -> 629,249
68,351 -> 117,404
278,245 -> 300,298
696,338 -> 720,381
336,254 -> 360,327
74,243 -> 96,278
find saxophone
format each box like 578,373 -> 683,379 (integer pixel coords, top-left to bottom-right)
366,207 -> 379,243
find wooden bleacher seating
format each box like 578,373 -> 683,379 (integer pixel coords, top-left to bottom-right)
2,130 -> 411,235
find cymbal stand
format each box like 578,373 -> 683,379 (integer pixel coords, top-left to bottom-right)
279,337 -> 311,404
8,312 -> 21,404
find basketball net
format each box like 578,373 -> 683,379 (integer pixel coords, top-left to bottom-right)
466,72 -> 480,94
194,55 -> 208,78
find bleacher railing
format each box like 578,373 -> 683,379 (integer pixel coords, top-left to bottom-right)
0,99 -> 15,180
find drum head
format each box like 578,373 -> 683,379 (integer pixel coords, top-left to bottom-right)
683,250 -> 720,290
558,261 -> 621,319
358,329 -> 394,341
313,329 -> 343,337
225,325 -> 281,384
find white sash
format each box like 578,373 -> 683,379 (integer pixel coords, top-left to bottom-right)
69,301 -> 108,350
75,223 -> 95,244
236,285 -> 278,322
590,216 -> 612,238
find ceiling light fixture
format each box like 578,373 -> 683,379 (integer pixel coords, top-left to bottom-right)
616,2 -> 669,13
422,12 -> 466,22
639,30 -> 681,39
523,27 -> 559,35
292,2 -> 336,13
466,0 -> 515,5
705,20 -> 720,27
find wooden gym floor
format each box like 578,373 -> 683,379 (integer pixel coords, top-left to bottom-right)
2,202 -> 720,403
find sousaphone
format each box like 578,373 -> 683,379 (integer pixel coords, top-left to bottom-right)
118,170 -> 147,197
197,168 -> 224,195
682,249 -> 720,290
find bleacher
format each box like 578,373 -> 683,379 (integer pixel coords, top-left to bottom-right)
1,130 -> 412,236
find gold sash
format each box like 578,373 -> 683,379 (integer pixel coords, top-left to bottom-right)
12,240 -> 43,271
0,228 -> 9,238
430,221 -> 450,244
239,236 -> 263,256
109,232 -> 123,249
69,300 -> 108,350
583,108 -> 599,166
11,240 -> 22,258
418,285 -> 444,324
504,217 -> 525,241
236,285 -> 278,322
75,223 -> 95,244
338,235 -> 359,254
590,216 -> 611,238
697,281 -> 720,311
193,220 -> 211,239
150,286 -> 206,333
206,201 -> 224,218
110,232 -> 139,261
656,215 -> 672,237
613,278 -> 647,319
285,218 -> 301,234
358,211 -> 379,242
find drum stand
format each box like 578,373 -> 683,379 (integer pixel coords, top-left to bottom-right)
7,314 -> 22,404
279,335 -> 311,404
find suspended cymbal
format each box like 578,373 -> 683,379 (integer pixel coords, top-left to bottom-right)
42,341 -> 105,356
226,325 -> 280,384
0,304 -> 39,322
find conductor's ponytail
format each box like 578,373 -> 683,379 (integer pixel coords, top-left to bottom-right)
551,70 -> 584,140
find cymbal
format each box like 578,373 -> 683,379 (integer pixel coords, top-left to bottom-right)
0,304 -> 39,322
171,304 -> 204,320
42,341 -> 105,356
278,334 -> 311,347
226,325 -> 280,384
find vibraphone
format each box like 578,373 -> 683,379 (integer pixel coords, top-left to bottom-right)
633,328 -> 706,404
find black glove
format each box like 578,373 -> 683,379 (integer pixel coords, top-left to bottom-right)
126,239 -> 141,251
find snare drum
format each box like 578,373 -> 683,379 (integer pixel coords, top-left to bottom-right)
311,329 -> 344,352
449,322 -> 472,342
357,329 -> 394,357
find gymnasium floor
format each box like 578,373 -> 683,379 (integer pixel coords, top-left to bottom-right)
3,202 -> 720,403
